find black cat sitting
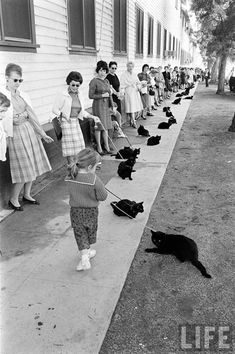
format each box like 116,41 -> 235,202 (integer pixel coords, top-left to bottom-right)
112,147 -> 140,160
110,199 -> 144,218
163,106 -> 171,112
147,135 -> 161,146
166,110 -> 174,117
117,157 -> 136,180
145,230 -> 212,279
158,117 -> 177,129
138,125 -> 150,137
176,93 -> 182,97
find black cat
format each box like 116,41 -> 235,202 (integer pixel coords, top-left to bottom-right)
163,106 -> 171,112
184,96 -> 193,100
117,157 -> 136,180
145,230 -> 212,279
112,147 -> 140,160
166,110 -> 173,117
138,125 -> 150,137
147,135 -> 161,146
158,117 -> 177,129
172,97 -> 181,105
176,93 -> 182,97
110,199 -> 144,218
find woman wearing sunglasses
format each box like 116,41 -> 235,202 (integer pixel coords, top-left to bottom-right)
106,61 -> 122,115
52,71 -> 100,164
0,63 -> 53,211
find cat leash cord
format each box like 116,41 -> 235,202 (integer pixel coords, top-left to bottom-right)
105,186 -> 157,233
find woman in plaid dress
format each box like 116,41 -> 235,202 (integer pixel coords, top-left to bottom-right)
0,63 -> 53,211
52,71 -> 100,164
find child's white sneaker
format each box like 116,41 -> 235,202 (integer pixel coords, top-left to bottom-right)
76,250 -> 91,271
89,249 -> 96,259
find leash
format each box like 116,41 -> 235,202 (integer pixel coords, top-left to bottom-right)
105,186 -> 157,233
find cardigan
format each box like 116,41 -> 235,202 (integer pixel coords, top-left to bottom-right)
52,88 -> 90,122
65,172 -> 108,208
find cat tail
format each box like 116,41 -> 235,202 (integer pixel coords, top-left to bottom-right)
191,260 -> 212,279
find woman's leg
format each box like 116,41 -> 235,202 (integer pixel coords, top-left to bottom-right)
94,130 -> 102,153
23,181 -> 37,201
130,113 -> 137,128
10,182 -> 24,206
101,130 -> 110,152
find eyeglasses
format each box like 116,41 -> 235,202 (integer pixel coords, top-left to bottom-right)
111,67 -> 117,70
13,79 -> 23,83
71,84 -> 80,87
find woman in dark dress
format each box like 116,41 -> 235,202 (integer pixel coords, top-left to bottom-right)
89,61 -> 113,155
106,61 -> 122,114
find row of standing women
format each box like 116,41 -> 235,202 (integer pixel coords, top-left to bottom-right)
0,60 -> 161,211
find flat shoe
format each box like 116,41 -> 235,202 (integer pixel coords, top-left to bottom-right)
8,200 -> 24,211
97,151 -> 105,156
22,197 -> 40,205
104,150 -> 112,155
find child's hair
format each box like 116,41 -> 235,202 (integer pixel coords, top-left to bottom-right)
67,148 -> 101,179
0,92 -> 10,108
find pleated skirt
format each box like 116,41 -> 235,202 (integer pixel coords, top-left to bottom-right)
61,118 -> 85,157
8,121 -> 51,183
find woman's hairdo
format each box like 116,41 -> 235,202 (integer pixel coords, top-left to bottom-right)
0,92 -> 10,107
96,60 -> 108,73
127,61 -> 134,67
142,64 -> 149,72
5,63 -> 22,77
109,61 -> 117,68
66,71 -> 83,85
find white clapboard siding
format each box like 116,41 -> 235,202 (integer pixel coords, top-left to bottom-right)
0,0 -> 196,125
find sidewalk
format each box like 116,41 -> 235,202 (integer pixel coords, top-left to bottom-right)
0,83 -> 214,354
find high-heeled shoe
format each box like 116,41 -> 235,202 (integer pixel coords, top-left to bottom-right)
8,200 -> 24,211
22,196 -> 40,205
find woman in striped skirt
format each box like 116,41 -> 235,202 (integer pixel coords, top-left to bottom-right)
52,71 -> 100,164
0,63 -> 54,211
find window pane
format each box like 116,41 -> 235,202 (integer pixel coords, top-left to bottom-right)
1,0 -> 31,41
69,0 -> 84,46
168,33 -> 172,50
140,9 -> 143,54
148,16 -> 153,55
136,8 -> 140,53
120,0 -> 126,52
114,0 -> 121,51
163,28 -> 167,51
84,0 -> 95,48
157,22 -> 161,57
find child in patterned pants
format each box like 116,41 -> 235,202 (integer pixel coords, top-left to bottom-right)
66,148 -> 108,271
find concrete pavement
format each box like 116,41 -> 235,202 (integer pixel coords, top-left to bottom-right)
0,86 -> 197,354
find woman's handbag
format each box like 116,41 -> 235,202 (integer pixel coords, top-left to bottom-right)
52,115 -> 62,140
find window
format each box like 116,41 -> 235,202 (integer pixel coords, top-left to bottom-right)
0,0 -> 38,52
173,36 -> 175,51
68,0 -> 96,53
175,38 -> 178,58
113,0 -> 127,54
136,6 -> 144,55
163,28 -> 167,55
168,32 -> 172,50
156,21 -> 161,57
147,15 -> 153,56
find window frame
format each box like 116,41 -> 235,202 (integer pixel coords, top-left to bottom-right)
163,28 -> 167,57
67,0 -> 97,54
113,0 -> 127,55
135,5 -> 144,57
147,14 -> 154,57
0,0 -> 39,52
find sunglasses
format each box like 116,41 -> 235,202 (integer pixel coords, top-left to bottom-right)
71,84 -> 80,87
111,67 -> 117,70
13,79 -> 23,83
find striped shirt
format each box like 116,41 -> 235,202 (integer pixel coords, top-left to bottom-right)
65,172 -> 108,208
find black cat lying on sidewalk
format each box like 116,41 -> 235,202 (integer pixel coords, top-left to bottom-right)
111,199 -> 144,218
158,117 -> 177,129
145,230 -> 212,278
147,135 -> 161,146
138,125 -> 150,137
112,147 -> 140,159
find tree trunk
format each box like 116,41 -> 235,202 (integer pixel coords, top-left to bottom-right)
216,53 -> 228,94
210,57 -> 220,83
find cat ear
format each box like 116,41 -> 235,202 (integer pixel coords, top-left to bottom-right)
140,202 -> 144,205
